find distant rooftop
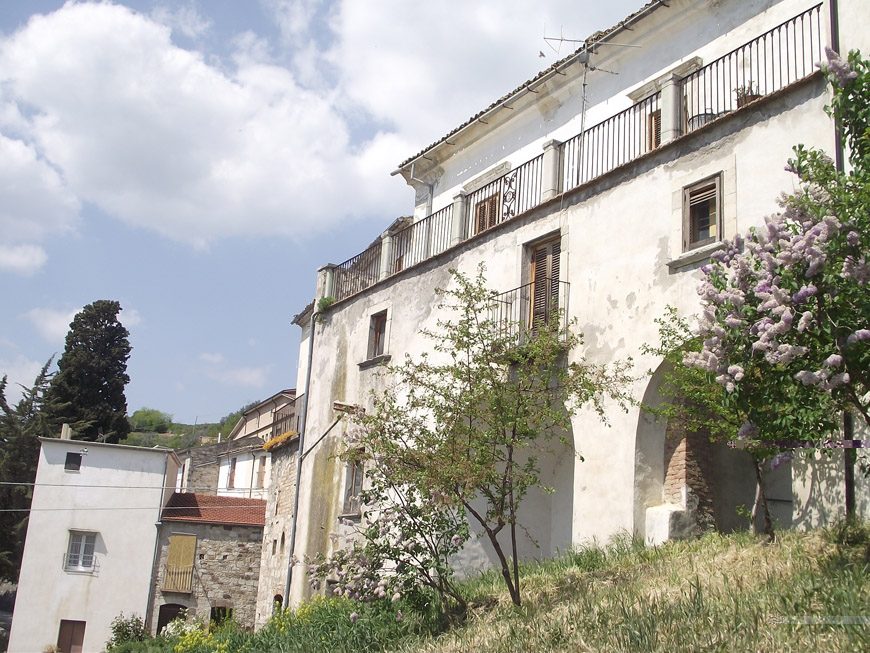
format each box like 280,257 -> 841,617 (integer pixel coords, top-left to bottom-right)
162,492 -> 266,527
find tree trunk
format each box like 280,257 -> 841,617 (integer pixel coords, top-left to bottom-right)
751,459 -> 774,541
844,412 -> 856,520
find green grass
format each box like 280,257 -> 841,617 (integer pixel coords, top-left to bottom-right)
119,524 -> 870,653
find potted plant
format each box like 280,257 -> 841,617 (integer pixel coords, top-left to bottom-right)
736,82 -> 761,108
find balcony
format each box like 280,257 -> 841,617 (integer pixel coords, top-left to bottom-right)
325,4 -> 822,303
491,278 -> 570,345
163,563 -> 193,593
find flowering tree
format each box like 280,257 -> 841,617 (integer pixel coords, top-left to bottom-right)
315,266 -> 632,611
680,49 -> 870,526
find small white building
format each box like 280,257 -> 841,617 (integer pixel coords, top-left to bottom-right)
8,437 -> 179,653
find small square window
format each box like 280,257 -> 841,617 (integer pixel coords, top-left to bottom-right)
65,531 -> 96,572
683,175 -> 721,251
367,311 -> 388,360
64,452 -> 82,471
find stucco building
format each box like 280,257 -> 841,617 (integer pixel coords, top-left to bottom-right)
8,437 -> 179,653
285,0 -> 870,604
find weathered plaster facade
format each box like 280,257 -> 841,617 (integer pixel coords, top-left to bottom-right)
254,438 -> 299,626
286,0 -> 870,603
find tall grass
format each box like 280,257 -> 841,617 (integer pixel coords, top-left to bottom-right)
119,524 -> 870,653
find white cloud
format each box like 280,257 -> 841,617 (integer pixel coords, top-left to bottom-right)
150,4 -> 212,40
0,244 -> 47,275
0,1 -> 637,250
199,351 -> 271,388
22,307 -> 78,344
120,308 -> 142,329
0,355 -> 45,405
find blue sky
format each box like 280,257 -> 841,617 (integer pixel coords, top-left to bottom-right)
0,0 -> 642,424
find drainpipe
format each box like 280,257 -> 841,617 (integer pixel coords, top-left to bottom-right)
144,453 -> 170,634
409,161 -> 434,216
282,309 -> 319,607
829,0 -> 845,173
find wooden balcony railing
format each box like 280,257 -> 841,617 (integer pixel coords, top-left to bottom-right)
163,564 -> 194,593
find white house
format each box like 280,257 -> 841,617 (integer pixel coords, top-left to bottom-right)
285,0 -> 870,604
8,437 -> 179,653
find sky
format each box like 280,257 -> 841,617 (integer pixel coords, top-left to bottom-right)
0,0 -> 643,424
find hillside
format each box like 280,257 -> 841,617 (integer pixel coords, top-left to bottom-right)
114,524 -> 870,652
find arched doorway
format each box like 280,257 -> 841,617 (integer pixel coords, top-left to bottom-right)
156,603 -> 186,634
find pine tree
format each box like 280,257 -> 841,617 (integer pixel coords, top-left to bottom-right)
0,361 -> 55,581
48,300 -> 132,443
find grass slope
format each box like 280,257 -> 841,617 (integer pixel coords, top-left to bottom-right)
116,524 -> 870,653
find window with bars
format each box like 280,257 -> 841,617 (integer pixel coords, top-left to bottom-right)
65,531 -> 96,572
531,239 -> 561,328
683,175 -> 721,251
474,194 -> 500,235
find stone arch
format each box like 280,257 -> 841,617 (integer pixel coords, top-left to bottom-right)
634,360 -> 759,544
156,603 -> 186,634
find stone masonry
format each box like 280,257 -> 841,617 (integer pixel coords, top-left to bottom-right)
150,521 -> 263,634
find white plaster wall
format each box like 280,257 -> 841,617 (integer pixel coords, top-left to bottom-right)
217,450 -> 269,499
289,0 -> 870,602
8,440 -> 175,653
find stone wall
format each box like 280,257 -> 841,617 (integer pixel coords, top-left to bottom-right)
255,440 -> 298,626
149,522 -> 263,634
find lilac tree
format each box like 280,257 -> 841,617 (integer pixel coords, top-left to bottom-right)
680,49 -> 870,527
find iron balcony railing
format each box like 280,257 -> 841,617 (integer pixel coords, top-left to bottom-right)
490,278 -> 570,344
333,240 -> 382,300
329,5 -> 824,302
391,205 -> 453,273
163,564 -> 194,593
682,3 -> 822,132
465,154 -> 544,238
563,92 -> 661,193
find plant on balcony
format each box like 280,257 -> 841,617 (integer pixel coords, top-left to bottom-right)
735,82 -> 761,108
323,265 -> 633,612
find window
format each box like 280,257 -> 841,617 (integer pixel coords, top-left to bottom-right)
474,194 -> 500,235
342,460 -> 364,515
65,532 -> 96,572
256,456 -> 267,488
648,109 -> 662,150
163,533 -> 196,593
228,457 -> 237,488
210,606 -> 233,626
530,239 -> 561,328
64,452 -> 82,471
367,310 -> 388,359
683,175 -> 721,251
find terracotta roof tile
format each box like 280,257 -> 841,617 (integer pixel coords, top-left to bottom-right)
162,492 -> 266,527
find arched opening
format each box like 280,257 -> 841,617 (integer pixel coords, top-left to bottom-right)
156,603 -> 186,634
634,360 -> 761,543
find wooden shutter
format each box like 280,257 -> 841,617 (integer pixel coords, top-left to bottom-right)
164,534 -> 196,592
474,194 -> 500,235
648,109 -> 662,150
531,240 -> 561,327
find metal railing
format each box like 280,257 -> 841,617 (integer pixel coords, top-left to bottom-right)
329,5 -> 825,302
333,241 -> 382,300
391,205 -> 454,273
465,154 -> 544,238
683,3 -> 822,132
490,278 -> 570,344
563,92 -> 661,193
271,408 -> 296,439
163,564 -> 194,593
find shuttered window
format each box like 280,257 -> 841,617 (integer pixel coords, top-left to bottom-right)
648,109 -> 662,150
531,240 -> 561,328
163,534 -> 196,593
683,175 -> 721,251
474,194 -> 500,235
343,460 -> 364,515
